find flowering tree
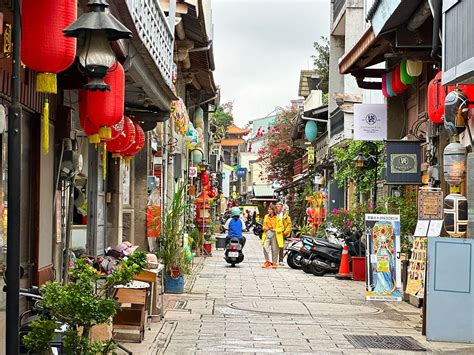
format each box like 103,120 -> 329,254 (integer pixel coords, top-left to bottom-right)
257,108 -> 304,184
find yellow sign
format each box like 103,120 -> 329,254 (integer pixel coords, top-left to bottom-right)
307,146 -> 315,165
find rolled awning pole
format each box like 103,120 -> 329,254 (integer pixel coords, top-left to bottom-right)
6,0 -> 22,353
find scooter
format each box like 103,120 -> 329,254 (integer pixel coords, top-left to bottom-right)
302,231 -> 365,276
224,237 -> 244,267
284,235 -> 314,270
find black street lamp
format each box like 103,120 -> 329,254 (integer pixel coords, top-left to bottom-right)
64,0 -> 132,91
354,141 -> 382,208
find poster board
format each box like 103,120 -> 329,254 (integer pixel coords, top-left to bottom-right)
405,237 -> 427,296
365,214 -> 403,301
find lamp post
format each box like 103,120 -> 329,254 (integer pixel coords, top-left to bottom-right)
64,0 -> 132,91
354,141 -> 382,208
6,1 -> 22,352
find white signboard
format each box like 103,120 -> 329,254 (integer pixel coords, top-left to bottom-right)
354,104 -> 387,141
189,166 -> 198,178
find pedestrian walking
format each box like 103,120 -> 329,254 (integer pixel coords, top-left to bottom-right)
276,202 -> 292,265
261,205 -> 281,269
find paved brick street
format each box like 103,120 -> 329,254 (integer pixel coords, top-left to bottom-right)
128,234 -> 474,354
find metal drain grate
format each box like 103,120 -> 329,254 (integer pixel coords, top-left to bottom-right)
344,335 -> 426,351
198,274 -> 226,279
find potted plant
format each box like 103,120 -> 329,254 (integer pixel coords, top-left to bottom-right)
23,252 -> 147,354
158,182 -> 191,293
203,233 -> 214,255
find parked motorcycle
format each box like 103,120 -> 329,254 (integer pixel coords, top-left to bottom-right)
301,231 -> 365,276
284,235 -> 313,269
253,221 -> 263,238
224,237 -> 244,267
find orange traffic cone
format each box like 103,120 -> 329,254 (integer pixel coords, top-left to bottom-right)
335,244 -> 352,280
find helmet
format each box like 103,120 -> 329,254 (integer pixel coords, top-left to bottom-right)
444,89 -> 469,137
231,207 -> 241,217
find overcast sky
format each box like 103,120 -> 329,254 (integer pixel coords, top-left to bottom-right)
212,0 -> 329,126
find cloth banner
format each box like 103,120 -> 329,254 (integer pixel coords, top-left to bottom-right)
146,206 -> 161,238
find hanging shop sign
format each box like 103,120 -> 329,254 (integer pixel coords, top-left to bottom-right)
307,146 -> 315,165
418,189 -> 444,220
353,104 -> 387,141
189,167 -> 198,178
365,214 -> 403,302
236,168 -> 247,179
385,140 -> 422,184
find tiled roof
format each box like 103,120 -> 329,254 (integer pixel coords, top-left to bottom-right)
227,124 -> 251,135
219,138 -> 245,147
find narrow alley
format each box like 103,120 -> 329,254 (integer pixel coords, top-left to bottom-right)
131,234 -> 474,354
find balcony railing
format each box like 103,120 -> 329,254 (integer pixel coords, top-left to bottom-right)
333,0 -> 345,20
126,0 -> 174,88
315,132 -> 329,163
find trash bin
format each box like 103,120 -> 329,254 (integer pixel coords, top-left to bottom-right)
216,236 -> 227,249
352,256 -> 366,281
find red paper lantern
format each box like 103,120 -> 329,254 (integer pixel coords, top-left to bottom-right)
121,122 -> 145,158
22,0 -> 77,153
392,65 -> 408,94
21,0 -> 77,93
201,171 -> 210,186
107,117 -> 136,154
81,63 -> 125,139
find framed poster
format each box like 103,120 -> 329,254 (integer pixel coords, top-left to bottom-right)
418,189 -> 443,220
365,214 -> 403,301
405,237 -> 427,297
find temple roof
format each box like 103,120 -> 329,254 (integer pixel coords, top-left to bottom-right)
227,123 -> 251,136
218,138 -> 245,147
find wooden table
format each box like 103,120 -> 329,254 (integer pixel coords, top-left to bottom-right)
113,280 -> 150,342
133,264 -> 165,322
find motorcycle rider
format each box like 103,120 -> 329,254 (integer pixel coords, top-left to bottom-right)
224,207 -> 247,247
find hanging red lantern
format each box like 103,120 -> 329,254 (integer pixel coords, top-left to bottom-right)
21,0 -> 77,154
79,94 -> 100,144
391,65 -> 408,94
428,71 -> 447,124
21,0 -> 77,90
121,122 -> 145,158
81,63 -> 125,140
107,117 -> 136,155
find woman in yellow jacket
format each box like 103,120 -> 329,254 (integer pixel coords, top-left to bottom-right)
261,205 -> 283,269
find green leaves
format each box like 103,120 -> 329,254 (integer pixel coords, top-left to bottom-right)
22,317 -> 57,351
312,36 -> 329,93
158,181 -> 192,275
24,252 -> 146,353
210,102 -> 234,140
331,141 -> 384,196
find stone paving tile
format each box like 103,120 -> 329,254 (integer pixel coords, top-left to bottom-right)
143,234 -> 472,355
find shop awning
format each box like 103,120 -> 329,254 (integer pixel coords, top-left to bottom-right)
275,174 -> 310,193
250,197 -> 278,202
339,26 -> 391,76
252,184 -> 275,198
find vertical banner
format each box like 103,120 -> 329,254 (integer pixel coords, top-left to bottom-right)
365,214 -> 403,301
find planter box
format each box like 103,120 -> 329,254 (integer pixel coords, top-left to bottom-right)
203,242 -> 212,255
165,274 -> 184,293
352,256 -> 366,281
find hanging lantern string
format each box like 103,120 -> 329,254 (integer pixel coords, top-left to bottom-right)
42,99 -> 49,154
